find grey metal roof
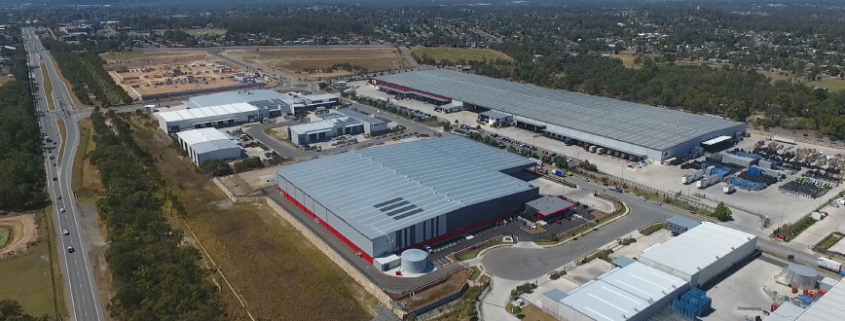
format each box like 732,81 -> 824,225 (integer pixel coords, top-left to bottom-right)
336,108 -> 387,125
373,70 -> 745,151
186,89 -> 295,109
639,222 -> 756,277
667,215 -> 700,230
611,256 -> 636,268
480,110 -> 510,119
191,139 -> 241,154
526,196 -> 574,215
277,136 -> 537,239
544,289 -> 567,302
793,279 -> 845,321
557,262 -> 687,321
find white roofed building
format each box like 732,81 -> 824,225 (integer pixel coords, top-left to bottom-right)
175,128 -> 243,165
155,102 -> 260,133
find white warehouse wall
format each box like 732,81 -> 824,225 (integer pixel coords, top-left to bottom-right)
695,235 -> 757,287
193,147 -> 241,166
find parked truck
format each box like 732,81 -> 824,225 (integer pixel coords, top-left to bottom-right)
723,185 -> 736,194
681,170 -> 705,184
589,145 -> 598,153
663,157 -> 677,165
696,174 -> 721,189
818,257 -> 842,274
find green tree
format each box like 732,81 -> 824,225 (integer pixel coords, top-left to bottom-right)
0,299 -> 50,321
200,159 -> 234,177
714,202 -> 733,221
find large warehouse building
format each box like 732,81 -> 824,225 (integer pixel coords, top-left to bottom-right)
175,128 -> 243,165
638,222 -> 757,288
155,102 -> 260,133
370,70 -> 747,162
543,261 -> 689,321
276,136 -> 540,265
764,277 -> 844,321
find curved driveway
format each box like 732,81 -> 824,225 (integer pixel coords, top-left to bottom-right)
482,179 -> 820,281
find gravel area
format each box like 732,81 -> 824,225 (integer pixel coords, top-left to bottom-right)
370,303 -> 402,321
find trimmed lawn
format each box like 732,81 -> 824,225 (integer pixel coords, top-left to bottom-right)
41,62 -> 55,110
506,303 -> 558,321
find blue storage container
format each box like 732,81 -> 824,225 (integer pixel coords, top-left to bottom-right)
554,170 -> 563,177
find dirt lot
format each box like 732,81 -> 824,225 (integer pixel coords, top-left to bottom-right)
128,114 -> 377,321
105,57 -> 247,100
0,214 -> 38,260
226,48 -> 407,80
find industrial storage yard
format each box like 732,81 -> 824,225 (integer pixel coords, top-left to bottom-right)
224,47 -> 408,80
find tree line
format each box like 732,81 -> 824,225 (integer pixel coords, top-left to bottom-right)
41,38 -> 132,107
0,300 -> 52,321
0,43 -> 48,211
466,53 -> 845,140
88,110 -> 226,321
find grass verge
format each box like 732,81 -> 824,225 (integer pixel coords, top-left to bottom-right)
818,233 -> 843,249
505,303 -> 558,321
457,241 -> 504,261
0,208 -> 67,318
71,118 -> 104,204
57,119 -> 66,164
41,62 -> 55,111
128,115 -> 377,321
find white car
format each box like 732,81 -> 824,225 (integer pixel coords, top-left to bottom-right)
59,208 -> 65,213
62,229 -> 69,235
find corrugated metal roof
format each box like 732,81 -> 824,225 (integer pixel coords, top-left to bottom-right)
176,128 -> 233,146
187,89 -> 295,108
157,102 -> 258,122
372,70 -> 745,151
336,108 -> 387,125
558,262 -> 687,321
638,222 -> 756,276
303,93 -> 340,102
277,136 -> 537,238
480,110 -> 510,119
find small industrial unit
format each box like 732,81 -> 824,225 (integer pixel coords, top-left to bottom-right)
666,215 -> 700,235
638,222 -> 757,288
276,136 -> 540,265
524,196 -> 577,221
288,117 -> 364,145
175,128 -> 243,165
154,90 -> 341,133
370,70 -> 746,162
542,261 -> 690,321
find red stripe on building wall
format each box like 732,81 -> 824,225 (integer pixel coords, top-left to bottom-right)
369,79 -> 452,102
279,188 -> 374,264
536,204 -> 578,221
406,210 -> 516,251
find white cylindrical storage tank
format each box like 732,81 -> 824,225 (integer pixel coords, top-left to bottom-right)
787,264 -> 818,289
401,249 -> 428,273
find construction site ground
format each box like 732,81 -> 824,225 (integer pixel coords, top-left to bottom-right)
225,48 -> 408,81
0,214 -> 38,259
106,58 -> 247,99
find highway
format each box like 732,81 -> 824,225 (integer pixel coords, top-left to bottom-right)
23,27 -> 105,321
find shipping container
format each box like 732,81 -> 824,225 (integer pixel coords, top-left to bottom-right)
589,145 -> 597,153
554,170 -> 564,177
597,148 -> 605,154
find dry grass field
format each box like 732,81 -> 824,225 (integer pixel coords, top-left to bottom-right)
72,118 -> 105,204
128,115 -> 377,321
101,51 -> 213,69
808,77 -> 845,91
226,48 -> 407,80
184,28 -> 227,36
0,67 -> 12,86
410,47 -> 512,63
